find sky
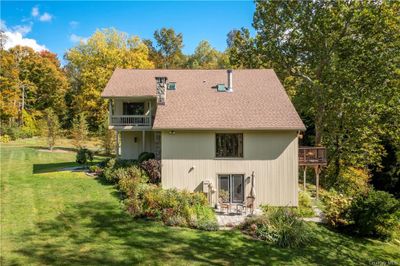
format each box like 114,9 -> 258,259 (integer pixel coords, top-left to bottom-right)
1,1 -> 255,63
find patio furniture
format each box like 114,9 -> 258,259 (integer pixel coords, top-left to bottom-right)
218,197 -> 230,214
236,196 -> 255,215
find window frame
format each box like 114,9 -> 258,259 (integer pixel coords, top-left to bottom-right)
215,133 -> 244,158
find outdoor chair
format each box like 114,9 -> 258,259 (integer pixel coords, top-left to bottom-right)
218,197 -> 230,214
236,196 -> 255,215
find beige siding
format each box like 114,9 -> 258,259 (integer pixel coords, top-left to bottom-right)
120,131 -> 157,159
161,131 -> 299,206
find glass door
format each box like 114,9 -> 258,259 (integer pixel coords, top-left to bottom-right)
231,174 -> 244,203
218,174 -> 244,203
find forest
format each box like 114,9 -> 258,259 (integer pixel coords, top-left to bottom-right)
1,0 -> 399,200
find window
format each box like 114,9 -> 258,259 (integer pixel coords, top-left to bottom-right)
218,174 -> 244,203
216,133 -> 243,158
167,82 -> 176,90
123,102 -> 144,115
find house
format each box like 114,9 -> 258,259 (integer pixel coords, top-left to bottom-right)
101,69 -> 306,207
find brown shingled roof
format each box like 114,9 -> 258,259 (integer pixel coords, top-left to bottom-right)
102,69 -> 305,131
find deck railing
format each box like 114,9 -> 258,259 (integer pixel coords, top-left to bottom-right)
110,115 -> 151,127
299,146 -> 327,166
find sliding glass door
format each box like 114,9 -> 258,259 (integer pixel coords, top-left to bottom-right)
218,174 -> 244,203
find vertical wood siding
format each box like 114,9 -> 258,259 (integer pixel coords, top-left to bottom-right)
161,131 -> 299,206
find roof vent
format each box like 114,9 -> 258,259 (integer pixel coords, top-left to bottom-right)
217,84 -> 226,92
227,69 -> 233,92
167,82 -> 176,90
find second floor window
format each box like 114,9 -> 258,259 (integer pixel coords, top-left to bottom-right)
216,133 -> 243,158
123,102 -> 144,115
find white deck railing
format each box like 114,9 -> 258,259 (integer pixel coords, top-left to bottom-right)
110,115 -> 151,127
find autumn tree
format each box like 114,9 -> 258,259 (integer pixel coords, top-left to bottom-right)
65,28 -> 154,131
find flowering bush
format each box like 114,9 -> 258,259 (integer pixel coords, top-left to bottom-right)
140,159 -> 161,184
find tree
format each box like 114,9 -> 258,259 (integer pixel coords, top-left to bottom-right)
227,28 -> 261,68
146,28 -> 186,68
71,113 -> 89,149
249,0 -> 400,180
43,108 -> 60,151
65,28 -> 154,131
100,120 -> 116,155
186,40 -> 229,69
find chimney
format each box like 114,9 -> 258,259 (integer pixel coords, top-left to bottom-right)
227,69 -> 233,92
155,76 -> 167,105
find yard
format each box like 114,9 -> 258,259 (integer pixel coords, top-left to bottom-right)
1,139 -> 399,265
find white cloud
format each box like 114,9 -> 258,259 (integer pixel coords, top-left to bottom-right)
1,20 -> 46,51
39,12 -> 52,22
32,7 -> 39,17
70,34 -> 88,43
12,24 -> 32,35
69,21 -> 79,28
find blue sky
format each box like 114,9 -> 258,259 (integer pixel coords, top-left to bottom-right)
1,1 -> 255,63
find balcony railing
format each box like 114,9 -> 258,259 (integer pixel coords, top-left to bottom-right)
110,115 -> 151,127
299,146 -> 327,166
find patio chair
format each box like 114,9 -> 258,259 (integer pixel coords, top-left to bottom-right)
236,196 -> 255,215
218,197 -> 230,214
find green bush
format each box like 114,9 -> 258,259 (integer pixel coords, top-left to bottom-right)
320,189 -> 352,228
76,148 -> 94,165
138,152 -> 155,163
240,207 -> 313,248
100,158 -> 137,183
348,190 -> 400,239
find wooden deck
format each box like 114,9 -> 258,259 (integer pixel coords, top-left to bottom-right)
299,146 -> 327,166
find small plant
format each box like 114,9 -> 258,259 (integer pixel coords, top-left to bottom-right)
297,190 -> 315,217
76,148 -> 94,165
219,189 -> 229,202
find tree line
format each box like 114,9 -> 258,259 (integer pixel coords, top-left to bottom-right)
0,0 -> 399,196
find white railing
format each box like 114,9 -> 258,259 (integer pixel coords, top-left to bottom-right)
110,115 -> 151,127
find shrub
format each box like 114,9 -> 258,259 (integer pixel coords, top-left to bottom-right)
88,165 -> 102,174
100,158 -> 137,183
348,190 -> 400,239
138,152 -> 155,163
100,121 -> 116,155
297,190 -> 315,217
335,167 -> 371,196
140,159 -> 161,184
320,189 -> 352,228
0,134 -> 11,143
240,207 -> 313,248
76,148 -> 94,165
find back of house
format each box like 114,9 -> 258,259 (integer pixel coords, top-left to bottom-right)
101,69 -> 305,207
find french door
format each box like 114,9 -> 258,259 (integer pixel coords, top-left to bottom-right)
218,174 -> 244,203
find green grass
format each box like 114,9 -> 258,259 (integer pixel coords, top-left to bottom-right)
1,140 -> 399,265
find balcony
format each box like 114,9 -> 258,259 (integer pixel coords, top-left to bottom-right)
299,146 -> 327,166
110,115 -> 152,128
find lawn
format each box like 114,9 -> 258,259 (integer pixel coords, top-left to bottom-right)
1,140 -> 399,265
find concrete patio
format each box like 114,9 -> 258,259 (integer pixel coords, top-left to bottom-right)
215,207 -> 262,228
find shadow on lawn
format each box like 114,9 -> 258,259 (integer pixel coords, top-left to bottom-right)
15,201 -> 398,265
